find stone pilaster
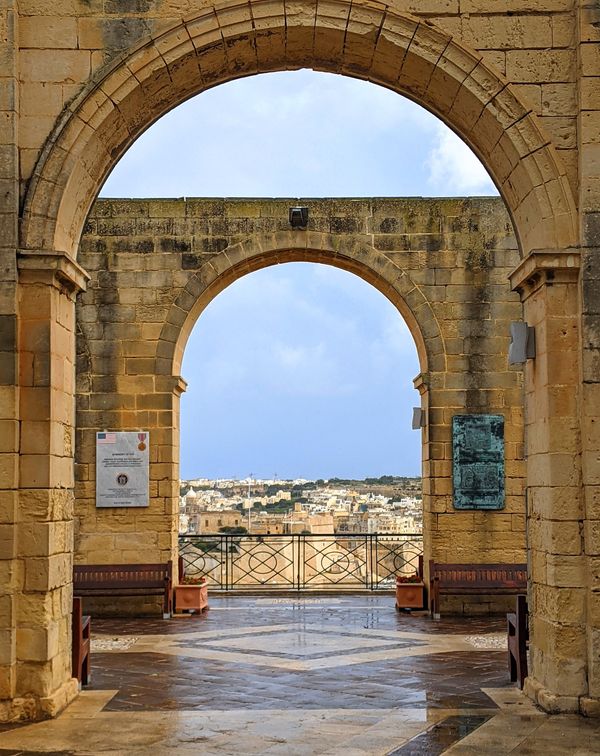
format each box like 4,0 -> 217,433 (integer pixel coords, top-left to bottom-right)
413,373 -> 430,573
510,249 -> 589,714
7,251 -> 88,721
160,374 -> 187,572
577,0 -> 600,718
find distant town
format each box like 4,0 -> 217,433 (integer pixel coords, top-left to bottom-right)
179,476 -> 422,535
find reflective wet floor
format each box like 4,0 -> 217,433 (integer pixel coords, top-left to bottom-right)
2,596 -> 599,754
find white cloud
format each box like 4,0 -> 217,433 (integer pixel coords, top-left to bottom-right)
426,124 -> 497,195
277,344 -> 308,369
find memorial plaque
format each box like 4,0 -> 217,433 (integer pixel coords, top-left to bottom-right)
96,431 -> 149,508
452,415 -> 504,510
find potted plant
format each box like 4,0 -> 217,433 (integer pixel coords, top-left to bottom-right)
180,575 -> 206,585
395,573 -> 425,609
174,574 -> 209,613
396,574 -> 422,584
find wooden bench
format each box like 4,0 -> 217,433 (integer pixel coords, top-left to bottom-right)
429,561 -> 527,618
72,597 -> 91,687
507,594 -> 529,689
73,562 -> 173,618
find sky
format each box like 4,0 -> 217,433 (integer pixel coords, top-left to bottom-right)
100,70 -> 498,480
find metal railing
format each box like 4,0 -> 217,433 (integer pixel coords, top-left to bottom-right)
178,533 -> 423,591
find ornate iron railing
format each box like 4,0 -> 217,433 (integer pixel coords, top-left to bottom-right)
178,533 -> 423,591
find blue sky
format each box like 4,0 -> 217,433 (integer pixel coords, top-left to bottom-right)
100,70 -> 497,480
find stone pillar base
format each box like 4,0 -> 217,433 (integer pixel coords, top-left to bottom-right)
525,676 -> 600,717
0,678 -> 79,722
580,697 -> 600,718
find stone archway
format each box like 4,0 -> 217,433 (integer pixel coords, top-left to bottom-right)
162,232 -> 440,581
7,0 -> 593,724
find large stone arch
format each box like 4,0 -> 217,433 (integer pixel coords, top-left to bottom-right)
20,0 -> 577,261
6,0 -> 596,726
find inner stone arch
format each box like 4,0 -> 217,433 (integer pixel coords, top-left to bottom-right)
158,233 -> 441,606
73,196 -> 525,623
160,235 -> 441,381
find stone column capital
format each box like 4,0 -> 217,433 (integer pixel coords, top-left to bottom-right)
509,248 -> 580,302
172,376 -> 187,396
413,372 -> 429,395
155,375 -> 188,396
17,250 -> 90,298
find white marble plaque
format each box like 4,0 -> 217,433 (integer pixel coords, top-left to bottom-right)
96,431 -> 149,508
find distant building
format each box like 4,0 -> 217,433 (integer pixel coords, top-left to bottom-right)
198,510 -> 245,532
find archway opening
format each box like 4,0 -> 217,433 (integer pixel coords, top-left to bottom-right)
73,67 -> 526,601
177,260 -> 423,590
95,69 -> 497,591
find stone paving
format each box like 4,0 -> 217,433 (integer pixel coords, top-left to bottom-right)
1,596 -> 599,755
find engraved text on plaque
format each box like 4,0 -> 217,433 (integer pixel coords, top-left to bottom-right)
452,414 -> 504,510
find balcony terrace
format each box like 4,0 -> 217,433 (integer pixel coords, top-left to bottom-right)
1,596 -> 598,754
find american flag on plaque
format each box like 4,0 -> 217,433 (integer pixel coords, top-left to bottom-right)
97,432 -> 117,444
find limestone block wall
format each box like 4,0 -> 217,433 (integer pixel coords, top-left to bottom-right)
75,197 -> 526,586
0,1 -> 19,719
0,0 -> 598,723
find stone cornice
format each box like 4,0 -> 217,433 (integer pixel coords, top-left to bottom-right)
155,375 -> 188,396
17,250 -> 90,297
509,248 -> 580,302
413,373 -> 429,395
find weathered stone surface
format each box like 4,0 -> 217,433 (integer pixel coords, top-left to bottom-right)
1,0 -> 599,724
76,197 -> 525,596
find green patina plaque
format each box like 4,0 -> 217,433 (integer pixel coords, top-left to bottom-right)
452,414 -> 505,510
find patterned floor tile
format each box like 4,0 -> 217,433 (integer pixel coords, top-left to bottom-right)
1,597 -> 597,755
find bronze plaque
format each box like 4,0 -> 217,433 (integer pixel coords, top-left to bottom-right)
452,414 -> 504,510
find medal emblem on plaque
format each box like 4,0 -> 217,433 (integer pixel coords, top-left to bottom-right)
137,432 -> 147,451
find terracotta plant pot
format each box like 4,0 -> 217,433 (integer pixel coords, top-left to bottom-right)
395,579 -> 425,610
174,583 -> 209,613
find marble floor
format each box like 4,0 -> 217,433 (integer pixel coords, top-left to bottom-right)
1,596 -> 599,755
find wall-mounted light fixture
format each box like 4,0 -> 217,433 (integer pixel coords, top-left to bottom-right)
508,322 -> 536,364
412,407 -> 426,429
289,206 -> 308,229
